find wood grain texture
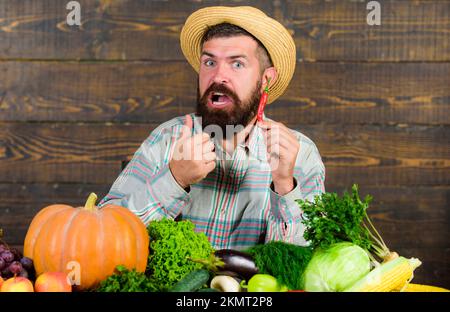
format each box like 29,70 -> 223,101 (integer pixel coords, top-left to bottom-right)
285,0 -> 450,62
0,122 -> 448,186
300,124 -> 450,186
0,122 -> 155,183
1,61 -> 449,125
0,0 -> 273,61
0,1 -> 449,61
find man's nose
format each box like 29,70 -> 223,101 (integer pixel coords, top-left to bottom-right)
212,63 -> 230,85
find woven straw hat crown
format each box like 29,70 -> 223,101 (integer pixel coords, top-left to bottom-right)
180,6 -> 296,104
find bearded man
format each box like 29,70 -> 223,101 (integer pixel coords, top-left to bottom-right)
100,6 -> 325,250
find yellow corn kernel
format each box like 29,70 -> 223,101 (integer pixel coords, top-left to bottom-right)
344,256 -> 422,292
399,283 -> 450,292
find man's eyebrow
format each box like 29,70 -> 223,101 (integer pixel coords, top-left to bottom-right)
228,54 -> 248,60
201,51 -> 215,58
201,51 -> 248,60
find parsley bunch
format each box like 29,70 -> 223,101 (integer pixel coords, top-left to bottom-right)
296,184 -> 391,262
96,265 -> 162,292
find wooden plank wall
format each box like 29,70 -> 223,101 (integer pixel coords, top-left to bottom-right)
0,0 -> 449,287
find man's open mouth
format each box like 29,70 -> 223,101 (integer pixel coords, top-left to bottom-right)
208,92 -> 233,108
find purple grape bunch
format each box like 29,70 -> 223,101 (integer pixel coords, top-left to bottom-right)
0,240 -> 35,281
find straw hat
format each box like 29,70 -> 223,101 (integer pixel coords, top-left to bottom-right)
180,6 -> 296,104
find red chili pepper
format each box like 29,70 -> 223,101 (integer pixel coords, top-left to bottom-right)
257,78 -> 271,122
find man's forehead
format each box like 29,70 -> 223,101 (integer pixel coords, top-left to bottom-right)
201,36 -> 258,58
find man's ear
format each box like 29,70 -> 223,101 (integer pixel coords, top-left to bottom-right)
261,67 -> 278,92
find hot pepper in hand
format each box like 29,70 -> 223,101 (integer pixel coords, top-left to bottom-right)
256,78 -> 271,122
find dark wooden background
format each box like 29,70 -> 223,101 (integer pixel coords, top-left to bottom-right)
0,0 -> 449,288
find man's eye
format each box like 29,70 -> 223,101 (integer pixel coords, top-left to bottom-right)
204,60 -> 215,66
233,61 -> 243,69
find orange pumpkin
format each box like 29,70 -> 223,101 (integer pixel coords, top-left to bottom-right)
24,193 -> 149,290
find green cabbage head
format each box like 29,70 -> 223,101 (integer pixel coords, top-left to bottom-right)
303,242 -> 370,292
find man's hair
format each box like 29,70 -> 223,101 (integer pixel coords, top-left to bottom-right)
200,23 -> 273,73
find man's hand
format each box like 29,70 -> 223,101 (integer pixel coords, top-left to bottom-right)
258,120 -> 300,195
169,114 -> 216,189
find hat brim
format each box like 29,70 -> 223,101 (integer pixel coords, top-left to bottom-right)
180,6 -> 296,104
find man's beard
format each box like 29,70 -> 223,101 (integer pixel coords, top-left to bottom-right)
196,80 -> 262,137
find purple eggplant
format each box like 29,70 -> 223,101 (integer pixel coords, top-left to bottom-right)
213,249 -> 259,280
190,249 -> 259,280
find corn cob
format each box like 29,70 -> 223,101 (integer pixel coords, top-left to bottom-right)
398,283 -> 450,292
343,256 -> 421,292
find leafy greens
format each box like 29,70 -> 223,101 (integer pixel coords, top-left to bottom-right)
296,184 -> 391,262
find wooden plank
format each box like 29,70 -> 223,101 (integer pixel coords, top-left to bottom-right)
0,122 -> 154,184
0,1 -> 448,62
270,61 -> 450,125
0,61 -> 196,123
0,0 -> 273,61
301,124 -> 450,187
0,122 -> 448,186
1,183 -> 448,287
285,0 -> 450,62
1,61 -> 449,125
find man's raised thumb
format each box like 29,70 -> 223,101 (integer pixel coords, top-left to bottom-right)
179,114 -> 193,139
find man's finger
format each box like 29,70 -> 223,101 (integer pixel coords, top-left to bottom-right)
179,114 -> 193,140
266,126 -> 297,147
203,141 -> 215,153
267,134 -> 295,150
258,120 -> 292,139
190,132 -> 210,148
257,119 -> 278,129
199,132 -> 212,144
203,151 -> 216,162
205,160 -> 216,172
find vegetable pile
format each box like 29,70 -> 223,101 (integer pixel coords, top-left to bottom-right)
95,185 -> 423,292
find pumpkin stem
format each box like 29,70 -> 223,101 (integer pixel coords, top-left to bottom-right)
84,193 -> 98,212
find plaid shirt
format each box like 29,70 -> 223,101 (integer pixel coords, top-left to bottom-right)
99,113 -> 325,250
